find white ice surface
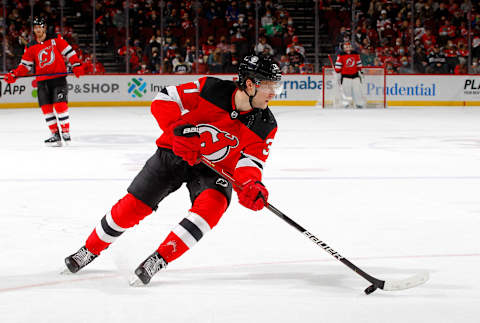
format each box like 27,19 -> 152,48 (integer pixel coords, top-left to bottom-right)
0,106 -> 479,323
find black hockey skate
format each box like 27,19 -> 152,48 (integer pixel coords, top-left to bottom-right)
65,246 -> 98,273
45,132 -> 62,147
131,251 -> 168,286
61,132 -> 71,144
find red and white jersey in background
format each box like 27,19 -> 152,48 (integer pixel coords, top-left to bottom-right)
16,33 -> 81,81
334,51 -> 363,76
151,77 -> 277,185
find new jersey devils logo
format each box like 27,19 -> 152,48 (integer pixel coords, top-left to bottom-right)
38,47 -> 55,69
345,57 -> 355,68
198,124 -> 239,162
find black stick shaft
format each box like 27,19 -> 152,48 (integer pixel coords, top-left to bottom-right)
200,156 -> 385,289
0,72 -> 73,80
266,203 -> 384,289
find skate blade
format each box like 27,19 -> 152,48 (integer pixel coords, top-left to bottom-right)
45,142 -> 63,147
129,275 -> 146,287
60,268 -> 74,275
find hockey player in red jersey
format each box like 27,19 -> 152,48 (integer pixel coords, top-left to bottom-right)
4,17 -> 84,146
334,42 -> 366,108
64,55 -> 282,285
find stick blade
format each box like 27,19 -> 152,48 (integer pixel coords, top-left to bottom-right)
382,272 -> 429,291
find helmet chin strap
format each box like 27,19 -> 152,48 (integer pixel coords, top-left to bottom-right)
248,86 -> 259,110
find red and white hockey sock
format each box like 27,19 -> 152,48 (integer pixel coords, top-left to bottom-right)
157,189 -> 227,263
54,102 -> 70,133
41,104 -> 59,134
85,193 -> 152,255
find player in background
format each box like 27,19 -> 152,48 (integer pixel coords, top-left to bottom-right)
334,42 -> 366,109
4,17 -> 85,146
64,55 -> 282,286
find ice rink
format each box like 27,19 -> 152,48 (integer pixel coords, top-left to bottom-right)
1,105 -> 479,323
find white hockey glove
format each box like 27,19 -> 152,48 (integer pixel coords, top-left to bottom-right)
334,72 -> 341,87
358,71 -> 364,83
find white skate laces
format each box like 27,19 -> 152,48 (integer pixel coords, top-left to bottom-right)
143,253 -> 167,277
130,252 -> 168,286
72,247 -> 96,267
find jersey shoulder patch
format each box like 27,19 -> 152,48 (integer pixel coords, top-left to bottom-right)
26,33 -> 58,48
26,40 -> 37,48
200,77 -> 237,113
238,108 -> 277,140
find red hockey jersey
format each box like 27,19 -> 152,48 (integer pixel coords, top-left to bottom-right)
151,77 -> 277,185
15,33 -> 81,81
334,51 -> 363,76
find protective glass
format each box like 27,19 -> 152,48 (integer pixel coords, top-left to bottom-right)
256,81 -> 283,95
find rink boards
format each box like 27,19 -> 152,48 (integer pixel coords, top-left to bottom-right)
1,74 -> 480,108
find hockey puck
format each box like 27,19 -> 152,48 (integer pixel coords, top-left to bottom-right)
364,285 -> 377,295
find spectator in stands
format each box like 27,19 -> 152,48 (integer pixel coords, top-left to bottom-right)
255,36 -> 274,56
185,45 -> 203,68
286,36 -> 305,58
207,48 -> 223,73
118,42 -> 140,72
413,18 -> 426,41
360,41 -> 375,66
165,42 -> 179,62
454,59 -> 467,74
438,18 -> 456,46
286,47 -> 303,73
473,35 -> 480,60
372,56 -> 383,67
421,28 -> 436,51
451,6 -> 465,27
279,55 -> 290,73
426,44 -> 447,74
230,27 -> 248,59
435,2 -> 450,21
396,45 -> 407,59
205,2 -> 219,21
157,29 -> 170,47
444,40 -> 459,74
385,62 -> 396,74
376,9 -> 391,42
202,35 -> 217,60
222,43 -> 239,73
216,36 -> 230,53
413,45 -> 428,73
112,9 -> 125,31
261,9 -> 273,29
162,57 -> 173,73
471,59 -> 480,74
148,47 -> 162,73
299,63 -> 313,74
397,56 -> 413,74
225,1 -> 239,24
172,54 -> 191,74
457,42 -> 469,61
335,27 -> 349,50
84,54 -> 105,74
136,63 -> 150,75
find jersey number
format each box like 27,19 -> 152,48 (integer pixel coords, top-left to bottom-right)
263,139 -> 273,156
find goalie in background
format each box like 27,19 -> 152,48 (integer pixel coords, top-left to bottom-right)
334,42 -> 366,109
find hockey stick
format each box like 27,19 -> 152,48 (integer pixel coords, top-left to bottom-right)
328,55 -> 351,104
201,156 -> 429,295
0,71 -> 73,80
